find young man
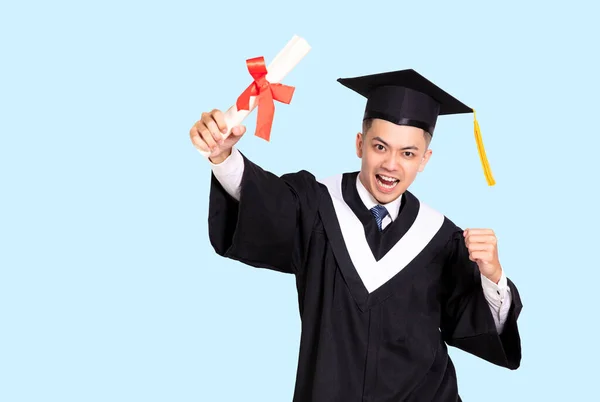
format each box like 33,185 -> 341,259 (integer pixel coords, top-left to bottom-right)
190,69 -> 522,401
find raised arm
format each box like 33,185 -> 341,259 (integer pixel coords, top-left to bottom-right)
190,109 -> 322,275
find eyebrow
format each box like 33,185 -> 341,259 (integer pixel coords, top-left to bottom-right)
371,136 -> 420,151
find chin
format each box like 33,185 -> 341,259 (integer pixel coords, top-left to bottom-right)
375,192 -> 402,204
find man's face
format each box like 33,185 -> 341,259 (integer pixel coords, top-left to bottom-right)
356,119 -> 432,204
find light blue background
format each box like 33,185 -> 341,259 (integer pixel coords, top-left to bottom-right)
2,0 -> 598,401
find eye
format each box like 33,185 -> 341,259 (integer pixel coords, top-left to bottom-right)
375,144 -> 386,151
403,151 -> 414,157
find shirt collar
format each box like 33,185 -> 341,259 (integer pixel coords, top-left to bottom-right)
355,175 -> 402,221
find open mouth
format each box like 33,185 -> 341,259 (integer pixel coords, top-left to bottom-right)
376,174 -> 399,191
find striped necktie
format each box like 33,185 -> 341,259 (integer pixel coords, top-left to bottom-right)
370,205 -> 389,231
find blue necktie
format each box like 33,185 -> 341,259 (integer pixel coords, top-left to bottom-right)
370,205 -> 389,231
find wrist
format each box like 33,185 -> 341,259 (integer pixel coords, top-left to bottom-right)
485,267 -> 502,284
209,149 -> 232,165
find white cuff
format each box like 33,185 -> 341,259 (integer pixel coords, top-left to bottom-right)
481,270 -> 512,333
209,147 -> 244,201
481,270 -> 508,310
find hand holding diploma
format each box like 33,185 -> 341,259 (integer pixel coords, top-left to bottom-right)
190,109 -> 247,164
190,35 -> 311,160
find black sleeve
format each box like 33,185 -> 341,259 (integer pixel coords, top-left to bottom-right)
207,152 -> 322,275
440,230 -> 523,370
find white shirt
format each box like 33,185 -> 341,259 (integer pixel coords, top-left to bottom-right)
209,147 -> 512,333
355,174 -> 400,230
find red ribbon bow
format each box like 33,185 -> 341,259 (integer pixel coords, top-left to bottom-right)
236,56 -> 295,142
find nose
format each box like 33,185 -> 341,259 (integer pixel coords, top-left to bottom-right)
381,153 -> 400,172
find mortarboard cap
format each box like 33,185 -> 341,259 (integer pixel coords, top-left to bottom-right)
337,69 -> 495,186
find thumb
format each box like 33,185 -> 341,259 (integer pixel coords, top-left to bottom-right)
230,125 -> 246,137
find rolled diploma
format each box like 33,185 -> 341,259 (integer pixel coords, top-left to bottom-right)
198,35 -> 311,158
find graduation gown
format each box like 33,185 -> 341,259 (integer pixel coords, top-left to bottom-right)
208,153 -> 522,402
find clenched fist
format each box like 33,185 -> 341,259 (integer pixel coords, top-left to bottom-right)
463,228 -> 502,284
190,109 -> 247,164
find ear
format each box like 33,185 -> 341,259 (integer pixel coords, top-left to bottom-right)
356,132 -> 363,158
417,149 -> 433,172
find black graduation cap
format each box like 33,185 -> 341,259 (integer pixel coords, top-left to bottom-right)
338,68 -> 495,186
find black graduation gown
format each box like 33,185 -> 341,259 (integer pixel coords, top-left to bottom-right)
208,152 -> 522,402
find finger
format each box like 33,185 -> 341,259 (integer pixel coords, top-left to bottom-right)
466,243 -> 494,252
465,235 -> 497,245
469,251 -> 493,262
464,228 -> 495,236
212,109 -> 228,134
189,125 -> 210,152
201,112 -> 224,145
197,122 -> 218,151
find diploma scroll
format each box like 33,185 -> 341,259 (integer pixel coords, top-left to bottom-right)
197,35 -> 311,158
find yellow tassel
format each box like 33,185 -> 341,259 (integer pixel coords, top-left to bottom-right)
473,109 -> 495,186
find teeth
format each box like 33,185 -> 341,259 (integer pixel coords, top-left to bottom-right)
378,174 -> 398,182
376,176 -> 398,189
